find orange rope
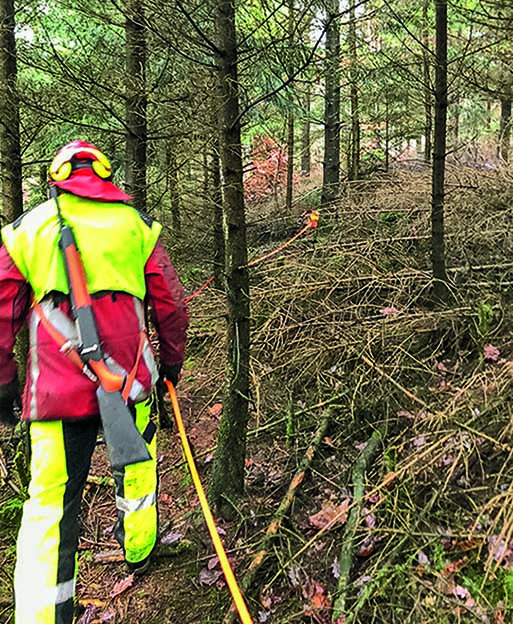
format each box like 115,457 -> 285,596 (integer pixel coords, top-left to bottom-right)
165,380 -> 253,624
185,275 -> 215,305
248,221 -> 312,267
185,211 -> 319,304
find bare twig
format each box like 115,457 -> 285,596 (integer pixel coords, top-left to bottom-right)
223,413 -> 331,624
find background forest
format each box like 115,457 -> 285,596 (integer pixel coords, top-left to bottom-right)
2,0 -> 513,622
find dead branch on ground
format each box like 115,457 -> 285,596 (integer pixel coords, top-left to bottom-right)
223,413 -> 331,624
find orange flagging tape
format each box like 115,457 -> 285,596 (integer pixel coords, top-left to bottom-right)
165,380 -> 253,624
185,210 -> 319,304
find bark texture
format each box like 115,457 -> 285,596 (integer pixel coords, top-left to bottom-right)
125,0 -> 147,211
0,0 -> 23,228
209,0 -> 250,515
431,0 -> 449,302
321,0 -> 340,203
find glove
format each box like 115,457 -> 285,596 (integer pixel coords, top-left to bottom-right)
159,364 -> 182,388
0,378 -> 21,427
156,364 -> 182,430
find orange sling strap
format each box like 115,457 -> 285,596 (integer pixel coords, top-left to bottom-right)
32,299 -> 146,402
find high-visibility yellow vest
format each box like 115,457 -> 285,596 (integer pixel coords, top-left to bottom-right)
2,193 -> 162,301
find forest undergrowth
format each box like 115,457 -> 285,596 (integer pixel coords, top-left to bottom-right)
3,164 -> 513,623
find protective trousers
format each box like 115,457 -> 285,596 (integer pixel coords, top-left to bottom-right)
14,400 -> 157,624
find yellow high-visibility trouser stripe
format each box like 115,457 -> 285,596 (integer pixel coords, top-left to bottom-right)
14,421 -> 74,624
116,400 -> 158,565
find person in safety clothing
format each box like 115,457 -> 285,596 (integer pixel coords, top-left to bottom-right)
0,140 -> 189,624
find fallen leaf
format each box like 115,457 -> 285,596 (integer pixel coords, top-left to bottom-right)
488,535 -> 513,568
208,403 -> 223,419
99,608 -> 116,622
441,556 -> 468,576
359,535 -> 383,557
383,472 -> 397,489
484,344 -> 500,362
76,605 -> 97,624
397,410 -> 416,419
302,580 -> 331,620
159,493 -> 174,507
77,599 -> 105,609
443,538 -> 484,552
309,501 -> 349,530
199,568 -> 223,586
437,377 -> 449,392
109,575 -> 134,599
362,509 -> 376,529
160,532 -> 183,545
208,556 -> 220,570
452,585 -> 473,605
259,592 -> 272,609
412,436 -> 426,448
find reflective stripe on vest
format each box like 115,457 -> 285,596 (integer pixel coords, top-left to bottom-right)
34,299 -> 156,404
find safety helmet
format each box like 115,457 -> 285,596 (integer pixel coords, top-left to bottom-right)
49,140 -> 131,202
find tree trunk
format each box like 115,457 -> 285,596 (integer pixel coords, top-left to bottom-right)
210,142 -> 225,290
125,0 -> 147,212
165,137 -> 181,236
300,86 -> 311,176
422,0 -> 433,163
300,10 -> 313,177
385,94 -> 390,172
286,108 -> 294,212
0,0 -> 27,393
321,0 -> 341,203
348,0 -> 360,181
499,77 -> 512,162
0,0 -> 23,230
431,0 -> 449,302
285,0 -> 295,212
209,0 -> 250,516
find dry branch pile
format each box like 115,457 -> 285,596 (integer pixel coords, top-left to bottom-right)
187,166 -> 513,622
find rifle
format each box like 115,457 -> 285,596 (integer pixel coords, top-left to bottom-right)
50,186 -> 151,470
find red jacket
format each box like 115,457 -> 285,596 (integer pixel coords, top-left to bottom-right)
0,240 -> 188,421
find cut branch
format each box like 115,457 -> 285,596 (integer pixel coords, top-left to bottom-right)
332,426 -> 385,622
223,412 -> 331,624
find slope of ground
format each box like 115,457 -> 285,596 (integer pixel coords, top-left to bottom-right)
2,164 -> 513,623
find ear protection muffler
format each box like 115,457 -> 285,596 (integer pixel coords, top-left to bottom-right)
49,145 -> 112,182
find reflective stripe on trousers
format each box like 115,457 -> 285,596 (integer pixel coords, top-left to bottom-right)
114,398 -> 158,566
14,400 -> 157,624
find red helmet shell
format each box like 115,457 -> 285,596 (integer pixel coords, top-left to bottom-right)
49,140 -> 132,202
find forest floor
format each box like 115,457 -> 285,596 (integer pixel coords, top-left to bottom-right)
3,161 -> 513,623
